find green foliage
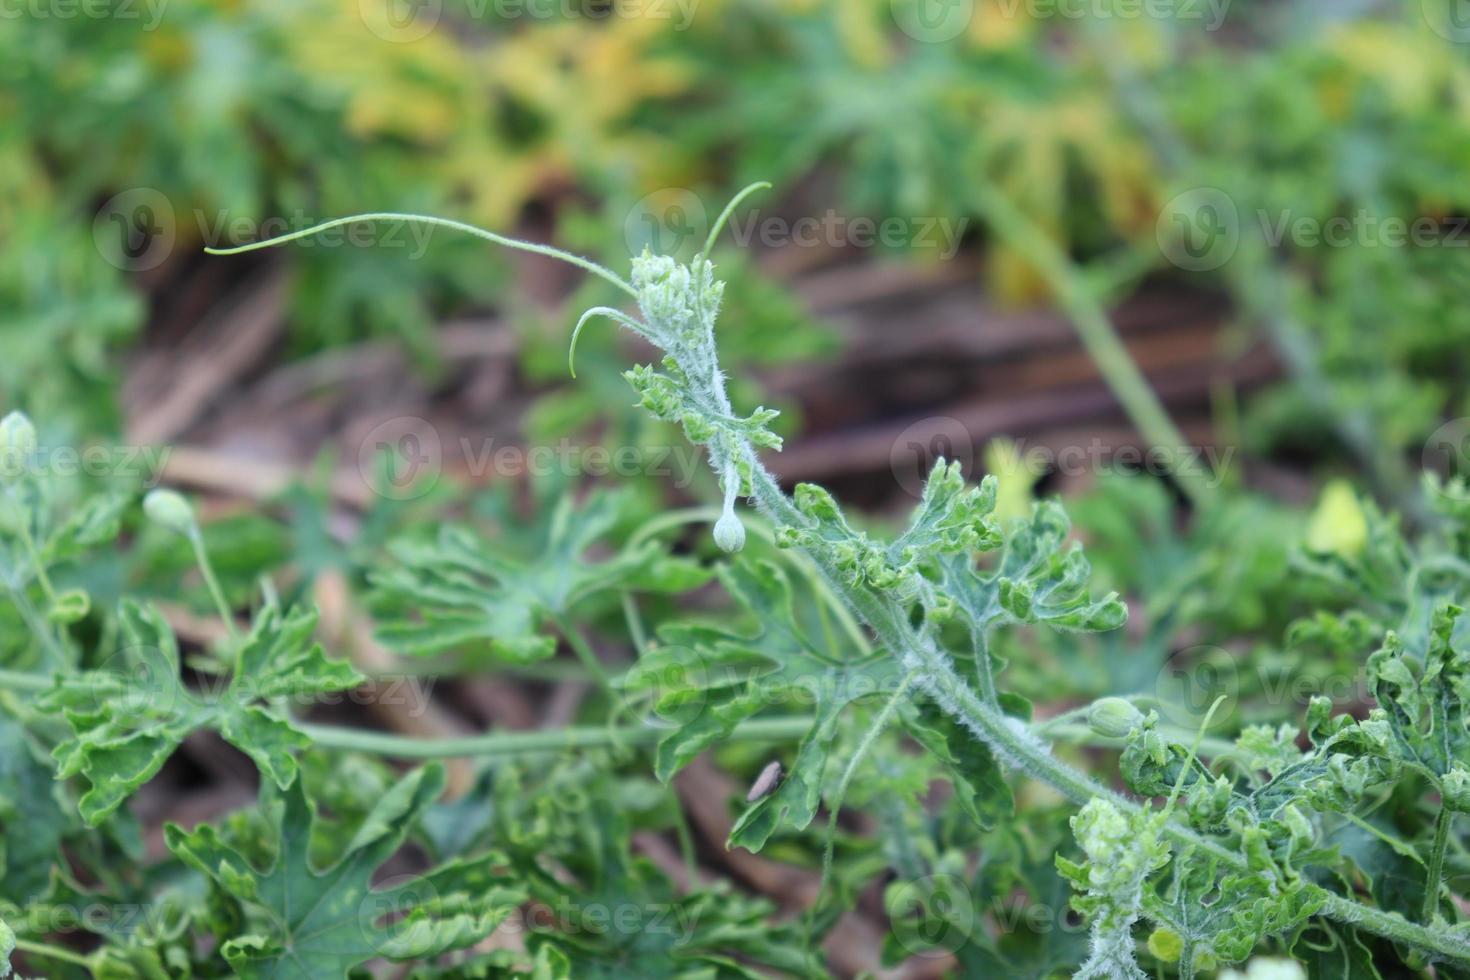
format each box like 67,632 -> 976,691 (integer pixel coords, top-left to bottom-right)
10,167 -> 1470,978
418,761 -> 819,977
628,557 -> 900,849
370,487 -> 708,661
166,763 -> 523,978
41,601 -> 362,825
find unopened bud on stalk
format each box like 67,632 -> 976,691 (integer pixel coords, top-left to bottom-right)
1087,697 -> 1144,739
714,511 -> 745,553
1444,765 -> 1470,813
144,488 -> 196,536
0,411 -> 37,481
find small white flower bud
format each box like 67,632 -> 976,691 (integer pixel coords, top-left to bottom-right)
0,411 -> 37,481
713,511 -> 745,553
144,489 -> 196,535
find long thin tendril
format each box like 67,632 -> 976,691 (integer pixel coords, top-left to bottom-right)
1163,694 -> 1227,820
568,306 -> 652,378
812,670 -> 920,929
205,212 -> 637,299
700,181 -> 771,264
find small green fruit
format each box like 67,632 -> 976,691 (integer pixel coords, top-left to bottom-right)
1087,697 -> 1144,739
1443,765 -> 1470,813
1147,927 -> 1183,963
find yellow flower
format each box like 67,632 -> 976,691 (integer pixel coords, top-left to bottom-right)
985,437 -> 1039,525
1305,479 -> 1367,558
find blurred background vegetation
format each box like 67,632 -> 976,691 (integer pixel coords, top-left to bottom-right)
11,2 -> 1470,973
10,0 -> 1470,735
10,0 -> 1470,462
13,0 -> 1470,703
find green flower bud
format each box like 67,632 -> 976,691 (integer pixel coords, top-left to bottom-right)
0,410 -> 37,481
144,488 -> 196,535
48,589 -> 91,625
1443,765 -> 1470,813
1087,697 -> 1144,739
1280,804 -> 1313,846
1147,927 -> 1183,964
713,512 -> 745,553
1186,773 -> 1232,830
793,483 -> 839,521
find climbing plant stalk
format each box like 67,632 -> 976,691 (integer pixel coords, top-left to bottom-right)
194,188 -> 1470,972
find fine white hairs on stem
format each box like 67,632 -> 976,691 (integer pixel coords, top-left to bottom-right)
204,185 -> 776,556
714,460 -> 746,553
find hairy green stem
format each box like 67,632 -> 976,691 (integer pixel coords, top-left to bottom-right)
1422,807 -> 1453,924
13,938 -> 95,971
188,528 -> 238,641
299,715 -> 811,759
817,669 -> 920,911
4,582 -> 68,668
0,665 -> 810,760
8,489 -> 56,605
743,465 -> 1470,963
551,614 -> 615,696
203,203 -> 1470,964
